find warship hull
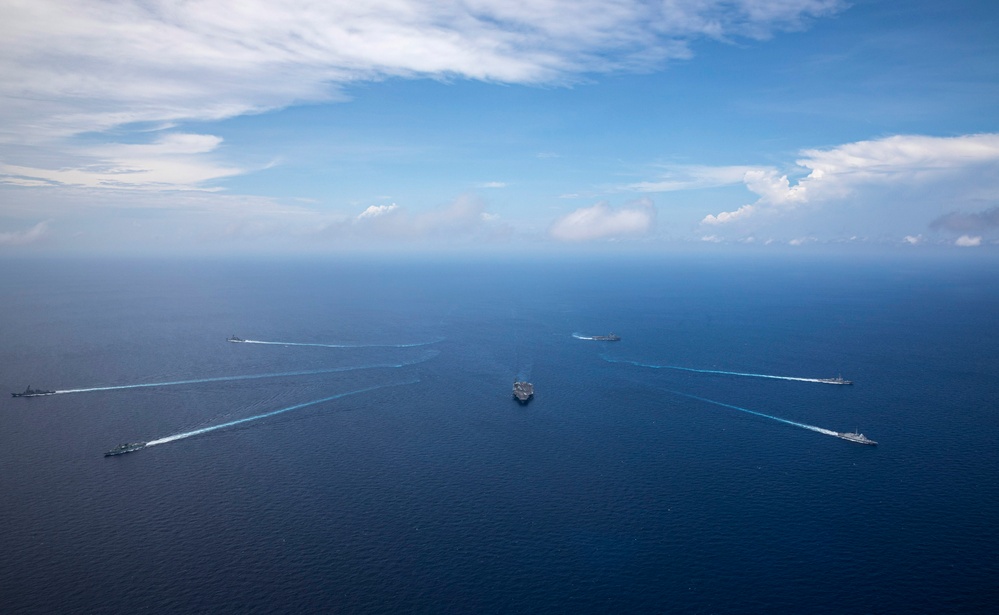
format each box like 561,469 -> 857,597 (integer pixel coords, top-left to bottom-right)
11,387 -> 56,398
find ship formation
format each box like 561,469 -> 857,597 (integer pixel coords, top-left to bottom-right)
512,381 -> 534,405
12,332 -> 874,454
11,386 -> 56,398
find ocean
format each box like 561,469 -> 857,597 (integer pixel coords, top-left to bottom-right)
1,254 -> 996,613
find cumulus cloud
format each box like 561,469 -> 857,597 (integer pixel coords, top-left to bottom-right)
479,182 -> 507,188
955,235 -> 982,247
700,133 -> 999,225
904,235 -> 923,245
356,203 -> 399,220
549,197 -> 656,241
0,221 -> 49,246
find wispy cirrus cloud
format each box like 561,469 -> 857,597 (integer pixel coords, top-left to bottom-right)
1,1 -> 845,142
627,165 -> 769,193
0,0 -> 846,203
1,133 -> 245,190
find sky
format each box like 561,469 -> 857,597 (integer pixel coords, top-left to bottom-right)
1,0 -> 998,255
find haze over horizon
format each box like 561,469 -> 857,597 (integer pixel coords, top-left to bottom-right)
2,0 -> 998,256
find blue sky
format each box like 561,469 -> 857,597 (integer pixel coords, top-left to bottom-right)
1,0 -> 997,254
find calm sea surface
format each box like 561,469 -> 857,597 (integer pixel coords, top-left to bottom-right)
1,255 -> 997,613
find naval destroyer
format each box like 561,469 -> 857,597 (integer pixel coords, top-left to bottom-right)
105,442 -> 147,456
836,430 -> 877,446
11,386 -> 55,398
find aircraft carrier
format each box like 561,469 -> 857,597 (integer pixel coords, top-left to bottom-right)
513,381 -> 534,405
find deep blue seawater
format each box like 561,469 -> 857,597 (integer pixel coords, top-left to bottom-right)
1,254 -> 997,613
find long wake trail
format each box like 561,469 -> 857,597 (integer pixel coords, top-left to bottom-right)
55,350 -> 437,395
664,389 -> 839,437
237,338 -> 442,349
146,379 -> 418,447
602,355 -> 846,385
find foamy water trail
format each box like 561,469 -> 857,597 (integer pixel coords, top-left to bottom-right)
572,333 -> 596,341
602,355 -> 848,385
665,389 -> 839,437
146,379 -> 418,447
237,338 -> 442,349
55,350 -> 438,395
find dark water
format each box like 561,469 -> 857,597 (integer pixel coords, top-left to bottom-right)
1,255 -> 997,613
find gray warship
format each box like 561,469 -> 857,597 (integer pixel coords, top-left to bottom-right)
105,442 -> 147,456
11,386 -> 56,398
836,431 -> 877,446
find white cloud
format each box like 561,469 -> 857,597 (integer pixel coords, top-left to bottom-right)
701,133 -> 999,225
702,204 -> 757,225
356,203 -> 399,220
0,221 -> 49,246
955,235 -> 982,247
0,133 -> 245,190
479,181 -> 507,188
549,198 -> 656,241
1,1 -> 846,142
904,234 -> 923,245
0,0 -> 847,208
